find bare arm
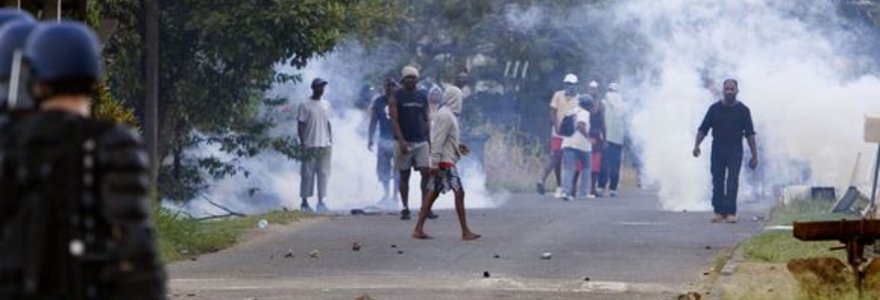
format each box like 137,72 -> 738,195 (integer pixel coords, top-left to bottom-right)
367,103 -> 378,149
747,134 -> 758,169
693,131 -> 706,157
550,108 -> 557,129
298,121 -> 306,145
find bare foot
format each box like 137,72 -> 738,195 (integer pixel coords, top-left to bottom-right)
462,232 -> 481,241
412,231 -> 433,240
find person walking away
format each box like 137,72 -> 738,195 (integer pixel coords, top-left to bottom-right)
598,83 -> 626,197
537,74 -> 580,197
693,79 -> 758,223
389,66 -> 432,220
587,81 -> 605,197
560,95 -> 595,201
368,79 -> 401,208
412,86 -> 480,240
298,78 -> 333,213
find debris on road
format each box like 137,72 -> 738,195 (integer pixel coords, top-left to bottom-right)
352,242 -> 362,251
493,254 -> 500,259
483,271 -> 490,278
284,249 -> 294,258
397,250 -> 404,255
540,252 -> 552,260
309,249 -> 320,258
391,244 -> 397,248
704,246 -> 712,250
354,294 -> 374,300
584,277 -> 590,281
676,291 -> 702,300
258,219 -> 268,229
189,257 -> 198,262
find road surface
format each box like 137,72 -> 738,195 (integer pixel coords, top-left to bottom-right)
169,189 -> 763,299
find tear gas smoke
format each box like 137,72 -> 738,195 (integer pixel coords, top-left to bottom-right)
177,44 -> 506,217
617,0 -> 880,210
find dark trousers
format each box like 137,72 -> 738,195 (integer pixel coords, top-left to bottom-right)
711,150 -> 743,216
598,142 -> 622,191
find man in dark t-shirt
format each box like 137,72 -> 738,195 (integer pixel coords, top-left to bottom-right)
389,66 -> 433,220
369,79 -> 400,207
693,79 -> 758,223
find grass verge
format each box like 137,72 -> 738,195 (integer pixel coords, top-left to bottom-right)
742,198 -> 855,263
719,198 -> 864,299
154,204 -> 310,262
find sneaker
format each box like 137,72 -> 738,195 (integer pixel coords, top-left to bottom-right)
609,190 -> 618,197
562,193 -> 572,202
401,209 -> 411,220
725,215 -> 738,223
710,213 -> 724,223
427,211 -> 439,220
597,187 -> 606,195
300,203 -> 313,212
316,202 -> 329,213
536,182 -> 546,195
585,193 -> 597,199
553,187 -> 565,198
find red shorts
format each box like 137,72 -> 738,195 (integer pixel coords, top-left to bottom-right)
591,152 -> 602,173
550,136 -> 563,151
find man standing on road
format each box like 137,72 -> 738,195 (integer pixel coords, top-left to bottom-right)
598,83 -> 626,197
389,66 -> 434,220
538,74 -> 580,197
693,79 -> 758,223
368,79 -> 400,208
298,78 -> 333,213
413,85 -> 481,240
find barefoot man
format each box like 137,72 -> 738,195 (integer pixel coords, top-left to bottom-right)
413,85 -> 481,240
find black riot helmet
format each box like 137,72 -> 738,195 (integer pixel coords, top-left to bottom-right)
24,21 -> 102,103
0,19 -> 37,111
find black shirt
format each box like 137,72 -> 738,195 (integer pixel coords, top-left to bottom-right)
698,101 -> 756,154
394,89 -> 429,143
371,95 -> 395,140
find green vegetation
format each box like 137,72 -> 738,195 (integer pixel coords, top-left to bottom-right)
153,206 -> 311,262
742,198 -> 854,263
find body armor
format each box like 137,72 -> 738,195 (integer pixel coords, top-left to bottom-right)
0,111 -> 166,300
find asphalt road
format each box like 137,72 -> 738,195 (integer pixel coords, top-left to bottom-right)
168,189 -> 764,299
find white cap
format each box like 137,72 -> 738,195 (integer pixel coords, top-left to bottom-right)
589,81 -> 599,88
563,74 -> 578,84
401,66 -> 419,78
608,83 -> 619,91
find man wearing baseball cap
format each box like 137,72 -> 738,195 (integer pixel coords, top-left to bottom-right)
297,77 -> 333,212
538,73 -> 580,197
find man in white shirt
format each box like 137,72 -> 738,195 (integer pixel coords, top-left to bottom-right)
598,83 -> 627,197
297,78 -> 333,212
538,74 -> 580,197
560,95 -> 595,201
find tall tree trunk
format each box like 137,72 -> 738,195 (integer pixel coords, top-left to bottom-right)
145,0 -> 160,187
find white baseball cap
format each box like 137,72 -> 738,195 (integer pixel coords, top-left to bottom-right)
588,81 -> 599,88
563,74 -> 578,84
608,82 -> 619,91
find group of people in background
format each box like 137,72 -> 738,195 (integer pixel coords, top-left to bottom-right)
537,74 -> 628,201
297,66 -> 480,240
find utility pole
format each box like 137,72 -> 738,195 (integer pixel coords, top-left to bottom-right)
144,0 -> 160,185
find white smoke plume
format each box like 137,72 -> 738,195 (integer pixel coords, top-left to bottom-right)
176,43 -> 506,217
615,0 -> 880,210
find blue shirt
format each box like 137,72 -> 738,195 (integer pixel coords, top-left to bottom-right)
371,95 -> 395,140
394,89 -> 429,143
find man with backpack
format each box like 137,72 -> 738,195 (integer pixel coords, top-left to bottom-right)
559,95 -> 595,201
0,21 -> 166,299
538,74 -> 580,197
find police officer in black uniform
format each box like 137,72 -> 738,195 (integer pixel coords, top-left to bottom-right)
0,21 -> 166,299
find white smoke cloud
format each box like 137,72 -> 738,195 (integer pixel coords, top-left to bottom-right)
176,43 -> 506,217
615,0 -> 880,210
